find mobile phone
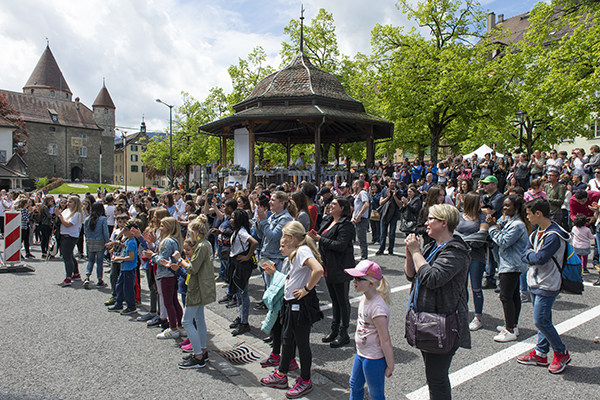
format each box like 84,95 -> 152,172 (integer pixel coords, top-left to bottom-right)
309,229 -> 318,236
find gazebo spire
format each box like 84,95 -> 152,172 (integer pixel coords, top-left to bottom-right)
300,4 -> 305,53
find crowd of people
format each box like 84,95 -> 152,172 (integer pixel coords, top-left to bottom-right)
4,145 -> 600,399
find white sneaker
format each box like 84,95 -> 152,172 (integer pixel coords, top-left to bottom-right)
496,325 -> 519,336
157,328 -> 180,339
178,327 -> 188,337
469,317 -> 482,331
494,329 -> 518,342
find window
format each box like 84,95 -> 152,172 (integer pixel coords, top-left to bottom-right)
49,127 -> 55,132
131,165 -> 138,172
0,151 -> 6,163
48,109 -> 58,122
130,145 -> 138,152
30,89 -> 34,94
50,90 -> 55,97
141,166 -> 145,173
104,108 -> 108,114
79,134 -> 87,143
48,144 -> 58,156
79,146 -> 87,158
131,154 -> 138,162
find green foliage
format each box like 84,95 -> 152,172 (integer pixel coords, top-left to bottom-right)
48,182 -> 119,194
35,176 -> 50,189
227,46 -> 275,106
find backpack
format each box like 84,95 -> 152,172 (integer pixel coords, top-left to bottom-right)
552,241 -> 584,295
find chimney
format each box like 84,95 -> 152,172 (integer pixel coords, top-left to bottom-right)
75,97 -> 80,110
498,14 -> 504,23
487,12 -> 496,32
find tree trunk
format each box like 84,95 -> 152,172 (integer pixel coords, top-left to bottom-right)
184,165 -> 190,191
321,143 -> 331,164
429,117 -> 442,165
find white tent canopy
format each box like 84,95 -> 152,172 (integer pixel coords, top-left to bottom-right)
463,144 -> 500,160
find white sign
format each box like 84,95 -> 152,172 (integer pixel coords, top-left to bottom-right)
226,174 -> 248,189
234,127 -> 250,171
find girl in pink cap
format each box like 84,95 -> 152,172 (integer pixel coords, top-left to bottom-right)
344,260 -> 393,400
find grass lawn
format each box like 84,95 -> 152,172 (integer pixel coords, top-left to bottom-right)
48,183 -> 121,194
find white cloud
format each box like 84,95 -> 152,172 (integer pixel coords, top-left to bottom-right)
0,0 -> 535,134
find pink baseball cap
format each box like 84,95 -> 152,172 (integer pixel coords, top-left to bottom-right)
344,260 -> 382,281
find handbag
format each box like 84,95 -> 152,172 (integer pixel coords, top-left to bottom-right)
405,242 -> 460,354
370,209 -> 381,221
400,219 -> 416,233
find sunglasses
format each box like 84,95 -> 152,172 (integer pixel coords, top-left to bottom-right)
353,276 -> 368,281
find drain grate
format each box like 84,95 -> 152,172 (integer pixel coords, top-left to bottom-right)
217,343 -> 263,365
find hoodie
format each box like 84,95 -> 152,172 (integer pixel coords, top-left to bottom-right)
521,222 -> 569,297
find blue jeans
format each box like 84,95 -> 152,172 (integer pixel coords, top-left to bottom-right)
532,294 -> 566,355
217,242 -> 227,279
468,260 -> 485,316
262,258 -> 283,288
182,304 -> 207,355
115,269 -> 136,309
86,250 -> 104,280
349,354 -> 387,400
378,213 -> 398,253
237,282 -> 250,323
594,231 -> 600,265
355,218 -> 369,259
520,271 -> 528,294
485,243 -> 498,285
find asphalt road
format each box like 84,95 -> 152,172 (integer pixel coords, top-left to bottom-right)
1,232 -> 600,400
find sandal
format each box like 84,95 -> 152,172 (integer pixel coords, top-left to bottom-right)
594,336 -> 600,344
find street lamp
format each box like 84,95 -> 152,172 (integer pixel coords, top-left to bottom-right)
156,98 -> 174,189
515,109 -> 527,153
116,128 -> 127,192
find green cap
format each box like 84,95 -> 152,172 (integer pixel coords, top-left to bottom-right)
480,175 -> 498,184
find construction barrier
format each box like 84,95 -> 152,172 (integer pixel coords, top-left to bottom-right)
4,211 -> 21,263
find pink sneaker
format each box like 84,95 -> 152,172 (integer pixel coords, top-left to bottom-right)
288,358 -> 299,371
179,339 -> 190,347
260,370 -> 288,389
61,278 -> 72,286
71,274 -> 82,281
181,343 -> 193,353
286,377 -> 312,399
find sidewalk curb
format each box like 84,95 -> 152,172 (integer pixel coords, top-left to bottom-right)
204,308 -> 350,400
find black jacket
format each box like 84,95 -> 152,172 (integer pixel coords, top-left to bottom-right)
408,235 -> 472,349
318,216 -> 355,284
400,196 -> 422,225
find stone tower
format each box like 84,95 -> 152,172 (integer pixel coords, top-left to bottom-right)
23,45 -> 73,101
93,79 -> 116,184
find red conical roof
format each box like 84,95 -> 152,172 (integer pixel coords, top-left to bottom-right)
23,45 -> 72,94
93,81 -> 115,109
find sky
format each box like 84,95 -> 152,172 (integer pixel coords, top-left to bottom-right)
0,0 -> 545,135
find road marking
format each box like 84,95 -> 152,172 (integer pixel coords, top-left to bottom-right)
405,303 -> 600,400
583,281 -> 599,287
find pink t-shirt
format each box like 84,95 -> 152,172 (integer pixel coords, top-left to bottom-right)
571,226 -> 594,250
355,293 -> 389,360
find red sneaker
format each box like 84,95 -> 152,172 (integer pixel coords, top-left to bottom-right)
288,358 -> 299,371
260,353 -> 281,368
517,350 -> 549,366
548,350 -> 571,374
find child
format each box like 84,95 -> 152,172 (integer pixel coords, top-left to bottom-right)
344,260 -> 394,400
571,213 -> 594,273
107,220 -> 139,315
104,214 -> 129,305
260,221 -> 323,399
228,209 -> 259,336
83,202 -> 109,288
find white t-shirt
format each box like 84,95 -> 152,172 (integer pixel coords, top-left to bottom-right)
230,227 -> 251,257
105,204 -> 115,225
0,197 -> 12,217
546,158 -> 563,172
60,209 -> 82,237
128,204 -> 137,218
354,190 -> 370,219
590,179 -> 600,192
355,293 -> 389,360
284,245 -> 315,301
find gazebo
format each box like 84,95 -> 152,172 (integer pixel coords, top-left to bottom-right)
199,45 -> 394,186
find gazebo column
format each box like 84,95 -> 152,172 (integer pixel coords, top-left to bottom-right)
366,125 -> 374,167
248,123 -> 255,188
335,142 -> 340,165
315,120 -> 322,186
286,136 -> 291,167
221,136 -> 227,166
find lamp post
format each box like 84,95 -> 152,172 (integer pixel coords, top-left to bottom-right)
515,109 -> 527,153
116,128 -> 127,192
156,99 -> 174,189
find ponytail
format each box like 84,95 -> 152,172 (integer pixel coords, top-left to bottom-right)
282,221 -> 322,265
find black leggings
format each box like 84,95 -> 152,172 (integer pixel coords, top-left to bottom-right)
421,346 -> 458,400
326,281 -> 351,327
21,228 -> 30,255
279,308 -> 312,381
499,272 -> 522,329
271,313 -> 283,355
40,225 -> 52,254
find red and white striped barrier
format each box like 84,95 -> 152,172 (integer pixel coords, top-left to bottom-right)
4,211 -> 21,263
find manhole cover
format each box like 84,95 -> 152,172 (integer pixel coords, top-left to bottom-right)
217,343 -> 263,365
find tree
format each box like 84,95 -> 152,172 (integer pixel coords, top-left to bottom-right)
371,0 -> 500,163
0,90 -> 29,155
476,0 -> 600,155
227,47 -> 275,107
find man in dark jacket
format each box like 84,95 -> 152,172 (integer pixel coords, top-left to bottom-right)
481,175 -> 505,289
376,179 -> 403,256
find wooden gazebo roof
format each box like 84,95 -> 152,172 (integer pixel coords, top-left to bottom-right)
198,51 -> 393,184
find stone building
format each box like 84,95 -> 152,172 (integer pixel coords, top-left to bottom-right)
2,45 -> 115,187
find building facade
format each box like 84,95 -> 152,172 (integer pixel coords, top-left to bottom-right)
2,45 -> 115,186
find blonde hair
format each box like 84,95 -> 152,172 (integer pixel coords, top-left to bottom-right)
149,208 -> 170,231
188,215 -> 208,240
282,221 -> 322,265
159,217 -> 183,252
366,276 -> 391,305
67,195 -> 83,221
429,203 -> 460,232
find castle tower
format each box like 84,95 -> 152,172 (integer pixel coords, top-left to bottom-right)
93,79 -> 116,184
23,45 -> 73,101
